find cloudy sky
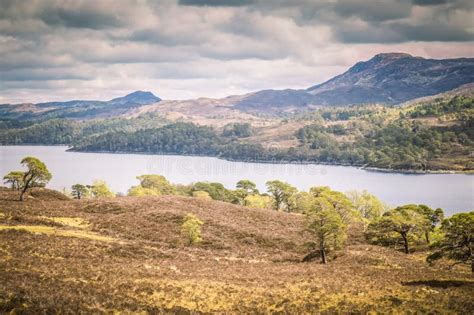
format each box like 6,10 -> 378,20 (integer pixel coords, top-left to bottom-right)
0,0 -> 473,103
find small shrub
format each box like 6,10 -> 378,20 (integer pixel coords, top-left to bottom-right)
244,194 -> 272,209
91,180 -> 114,198
181,213 -> 203,245
192,191 -> 212,200
128,186 -> 159,196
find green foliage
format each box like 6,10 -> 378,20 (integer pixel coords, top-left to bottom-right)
181,213 -> 203,245
0,120 -> 80,145
232,189 -> 248,205
174,184 -> 194,196
293,191 -> 317,214
236,179 -> 259,195
296,118 -> 473,170
358,120 -> 473,170
192,191 -> 212,200
127,175 -> 176,196
414,205 -> 444,243
71,184 -> 90,199
222,123 -> 253,138
18,156 -> 52,201
192,182 -> 234,202
74,122 -> 221,156
427,212 -> 474,272
310,187 -> 358,224
233,180 -> 260,205
128,186 -> 160,196
20,156 -> 52,187
304,195 -> 347,264
407,96 -> 473,120
297,124 -> 338,149
293,96 -> 474,170
294,187 -> 352,263
90,180 -> 114,198
347,190 -> 388,223
0,113 -> 168,145
265,180 -> 298,212
1,96 -> 472,171
3,171 -> 24,190
244,194 -> 272,209
367,205 -> 431,253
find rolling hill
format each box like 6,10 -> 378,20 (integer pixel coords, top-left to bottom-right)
233,53 -> 474,112
307,53 -> 474,106
0,91 -> 161,120
0,187 -> 473,313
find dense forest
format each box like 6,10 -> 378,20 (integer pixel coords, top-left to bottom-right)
295,95 -> 473,170
1,95 -> 473,171
0,113 -> 168,145
71,96 -> 473,171
75,122 -> 222,155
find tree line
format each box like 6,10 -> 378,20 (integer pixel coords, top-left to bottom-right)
68,117 -> 472,171
0,113 -> 168,145
69,95 -> 473,170
1,96 -> 472,171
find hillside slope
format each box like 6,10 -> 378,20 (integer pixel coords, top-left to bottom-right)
307,53 -> 474,105
0,188 -> 472,313
230,53 -> 474,112
0,91 -> 161,120
233,89 -> 317,113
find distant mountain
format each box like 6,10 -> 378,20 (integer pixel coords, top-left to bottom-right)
233,89 -> 316,112
2,53 -> 473,118
307,53 -> 474,105
109,91 -> 161,106
0,91 -> 161,120
233,53 -> 474,113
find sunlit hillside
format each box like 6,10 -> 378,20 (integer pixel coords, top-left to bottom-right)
0,188 -> 472,313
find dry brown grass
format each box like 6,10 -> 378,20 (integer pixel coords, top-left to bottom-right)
0,187 -> 472,313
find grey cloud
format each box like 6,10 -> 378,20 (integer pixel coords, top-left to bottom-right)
38,7 -> 122,29
230,0 -> 473,43
178,0 -> 255,7
0,0 -> 473,103
0,80 -> 63,91
335,26 -> 404,43
128,29 -> 207,46
0,51 -> 75,71
333,0 -> 413,22
0,0 -> 124,30
391,23 -> 474,41
412,0 -> 450,5
0,68 -> 91,81
334,20 -> 474,43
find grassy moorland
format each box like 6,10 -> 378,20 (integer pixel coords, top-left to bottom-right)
0,187 -> 472,313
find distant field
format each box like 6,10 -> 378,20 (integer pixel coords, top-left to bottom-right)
0,188 -> 472,313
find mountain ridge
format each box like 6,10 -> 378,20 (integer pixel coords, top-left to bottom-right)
1,53 -> 473,118
0,91 -> 162,120
109,91 -> 161,105
306,53 -> 474,106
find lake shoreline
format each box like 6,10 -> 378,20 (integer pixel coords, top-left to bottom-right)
2,145 -> 472,213
65,147 -> 472,175
2,144 -> 469,174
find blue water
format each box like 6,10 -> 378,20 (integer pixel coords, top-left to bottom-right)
1,146 -> 472,215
